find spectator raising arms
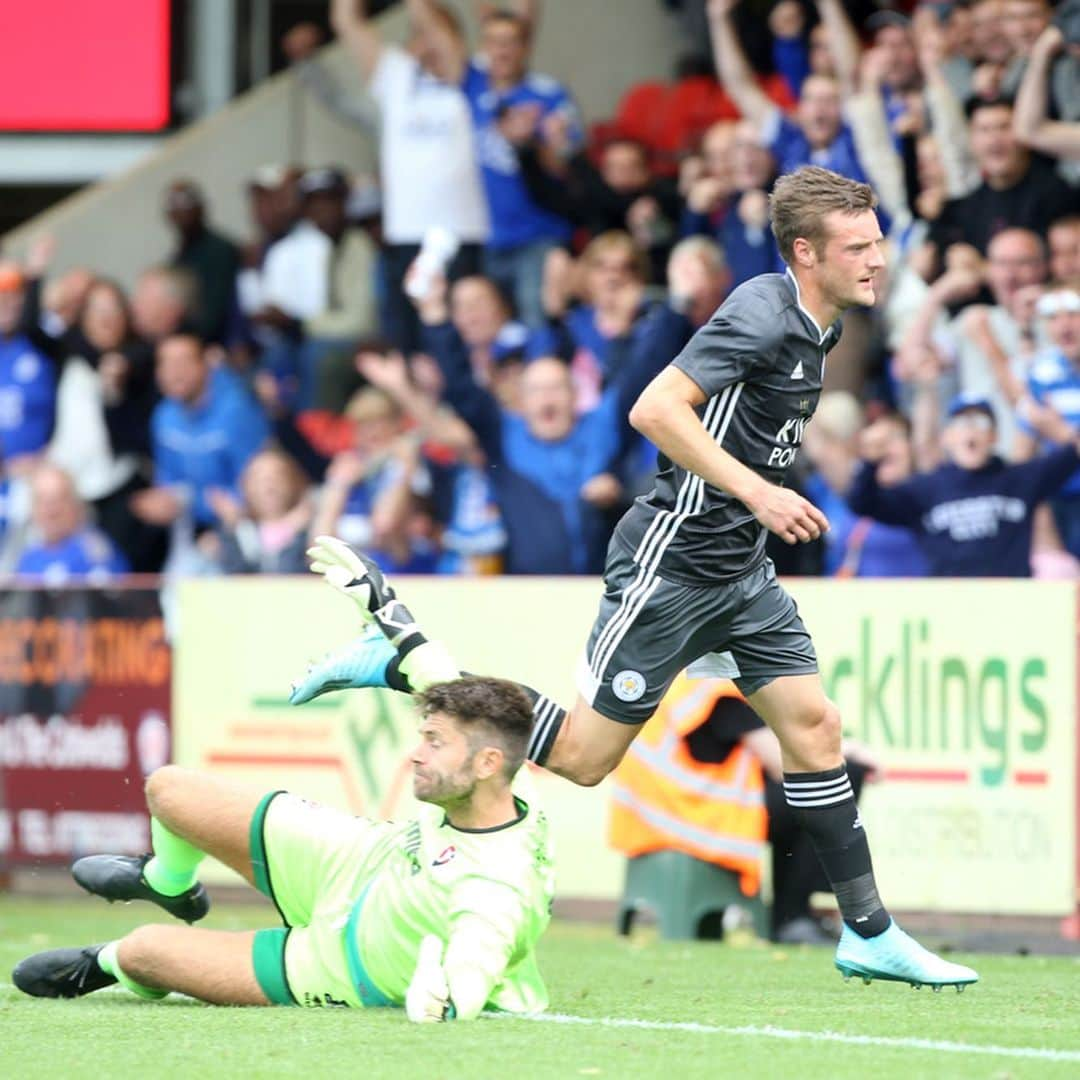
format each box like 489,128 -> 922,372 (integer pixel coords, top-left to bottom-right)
848,393 -> 1080,577
457,2 -> 583,326
414,264 -> 689,574
312,0 -> 489,355
926,96 -> 1076,259
707,0 -> 870,184
0,261 -> 56,477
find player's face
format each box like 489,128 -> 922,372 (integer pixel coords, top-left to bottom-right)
943,411 -> 996,469
816,210 -> 886,310
411,713 -> 479,806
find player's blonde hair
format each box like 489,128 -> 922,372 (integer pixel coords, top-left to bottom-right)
769,167 -> 877,263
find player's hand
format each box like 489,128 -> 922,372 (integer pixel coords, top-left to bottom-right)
306,534 -> 381,613
406,936 -> 452,1023
746,484 -> 829,545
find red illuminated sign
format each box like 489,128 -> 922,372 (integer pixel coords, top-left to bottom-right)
0,1 -> 171,132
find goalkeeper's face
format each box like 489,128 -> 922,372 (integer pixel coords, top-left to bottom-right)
411,713 -> 488,807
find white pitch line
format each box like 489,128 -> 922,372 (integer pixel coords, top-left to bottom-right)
1,981 -> 1076,1066
488,1012 -> 1080,1065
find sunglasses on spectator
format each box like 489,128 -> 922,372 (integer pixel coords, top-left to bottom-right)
1036,290 -> 1080,318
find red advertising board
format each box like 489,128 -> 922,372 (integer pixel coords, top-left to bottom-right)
0,1 -> 171,131
0,587 -> 170,866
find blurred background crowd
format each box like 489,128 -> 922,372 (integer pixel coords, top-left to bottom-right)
1,0 -> 1079,586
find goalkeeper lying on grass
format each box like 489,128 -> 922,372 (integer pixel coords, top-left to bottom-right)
13,677 -> 555,1021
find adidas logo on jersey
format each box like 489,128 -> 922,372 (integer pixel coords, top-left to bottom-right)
790,361 -> 804,380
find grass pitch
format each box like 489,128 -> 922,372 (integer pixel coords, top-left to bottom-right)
1,896 -> 1078,1080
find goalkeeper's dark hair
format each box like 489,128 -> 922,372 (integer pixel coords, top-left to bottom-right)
419,677 -> 534,779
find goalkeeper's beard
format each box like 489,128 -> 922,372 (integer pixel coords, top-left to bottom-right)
414,766 -> 477,809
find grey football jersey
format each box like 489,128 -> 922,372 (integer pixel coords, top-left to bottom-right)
613,272 -> 842,585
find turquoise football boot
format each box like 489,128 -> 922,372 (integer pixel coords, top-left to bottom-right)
835,920 -> 978,992
289,625 -> 397,705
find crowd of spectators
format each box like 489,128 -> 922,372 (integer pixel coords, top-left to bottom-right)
1,0 -> 1079,586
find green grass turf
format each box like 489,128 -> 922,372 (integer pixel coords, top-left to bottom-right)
1,896 -> 1078,1080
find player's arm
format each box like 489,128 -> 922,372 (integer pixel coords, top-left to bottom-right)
629,366 -> 828,545
407,877 -> 525,1022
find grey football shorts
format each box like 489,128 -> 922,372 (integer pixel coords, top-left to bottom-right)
575,546 -> 818,724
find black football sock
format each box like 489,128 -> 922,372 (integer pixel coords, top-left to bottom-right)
782,765 -> 890,939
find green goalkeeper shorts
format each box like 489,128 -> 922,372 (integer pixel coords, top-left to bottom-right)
249,790 -> 396,1009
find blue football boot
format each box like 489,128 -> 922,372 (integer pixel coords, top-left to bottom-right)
289,624 -> 398,705
835,920 -> 978,991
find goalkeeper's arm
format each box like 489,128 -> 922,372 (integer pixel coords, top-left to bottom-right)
406,880 -> 522,1022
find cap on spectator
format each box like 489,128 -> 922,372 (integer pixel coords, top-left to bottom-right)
299,167 -> 349,198
0,264 -> 25,292
946,393 -> 997,425
491,321 -> 530,364
249,164 -> 290,191
866,10 -> 912,32
165,180 -> 204,212
1036,289 -> 1080,318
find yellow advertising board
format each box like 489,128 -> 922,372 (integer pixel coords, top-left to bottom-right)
794,579 -> 1077,916
174,576 -> 1077,915
173,576 -> 625,899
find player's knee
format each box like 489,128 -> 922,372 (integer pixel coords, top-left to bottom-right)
118,925 -> 168,981
144,764 -> 187,816
568,761 -> 611,787
562,746 -> 624,787
801,699 -> 842,753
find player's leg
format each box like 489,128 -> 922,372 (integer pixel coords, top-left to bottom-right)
12,925 -> 269,1005
72,766 -> 265,921
291,536 -> 696,786
115,926 -> 269,1004
142,765 -> 264,886
747,672 -> 890,933
728,566 -> 976,986
535,696 -> 643,786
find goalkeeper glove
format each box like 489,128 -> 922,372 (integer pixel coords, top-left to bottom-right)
305,535 -> 395,621
405,935 -> 455,1023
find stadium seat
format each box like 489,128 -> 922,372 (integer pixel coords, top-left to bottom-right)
616,850 -> 768,941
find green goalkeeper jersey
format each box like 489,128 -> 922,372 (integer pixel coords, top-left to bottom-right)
350,796 -> 554,1018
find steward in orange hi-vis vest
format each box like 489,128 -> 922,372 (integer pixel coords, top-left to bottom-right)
608,673 -> 767,897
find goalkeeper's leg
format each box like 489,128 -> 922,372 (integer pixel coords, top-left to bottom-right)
73,767 -> 268,922
14,927 -> 269,1004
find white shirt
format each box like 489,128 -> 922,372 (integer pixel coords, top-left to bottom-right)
370,46 -> 489,245
261,220 -> 334,320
